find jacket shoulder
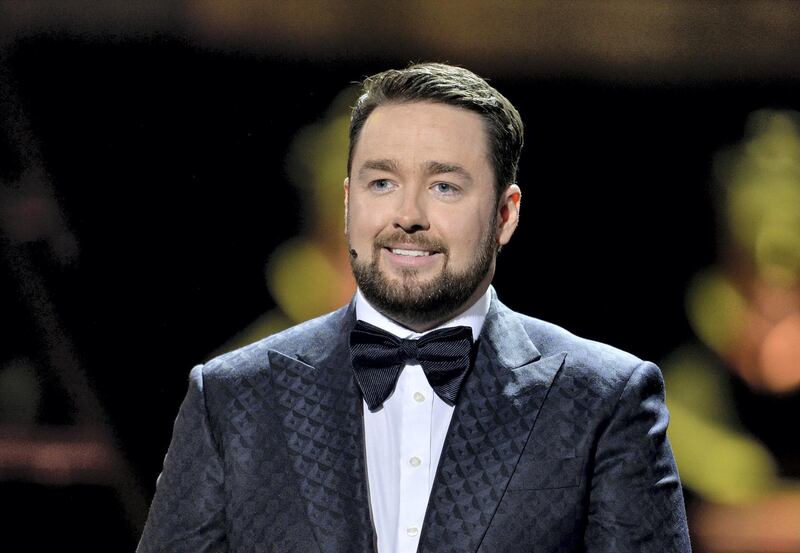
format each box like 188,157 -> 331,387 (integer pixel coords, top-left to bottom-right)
200,305 -> 350,382
512,309 -> 652,395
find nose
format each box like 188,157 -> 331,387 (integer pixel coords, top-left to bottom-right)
393,187 -> 429,233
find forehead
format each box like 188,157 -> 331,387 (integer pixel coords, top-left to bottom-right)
352,101 -> 491,170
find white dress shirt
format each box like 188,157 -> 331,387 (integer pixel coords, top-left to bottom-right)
355,287 -> 491,553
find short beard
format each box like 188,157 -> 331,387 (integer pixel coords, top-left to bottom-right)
349,216 -> 498,329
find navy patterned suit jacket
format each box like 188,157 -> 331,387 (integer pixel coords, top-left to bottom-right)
138,290 -> 691,552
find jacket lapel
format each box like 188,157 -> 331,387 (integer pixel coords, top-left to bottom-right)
418,295 -> 566,553
267,303 -> 376,553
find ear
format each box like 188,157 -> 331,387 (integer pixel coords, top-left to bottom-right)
496,184 -> 521,247
343,177 -> 350,235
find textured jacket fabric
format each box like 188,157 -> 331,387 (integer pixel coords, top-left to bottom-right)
138,291 -> 691,552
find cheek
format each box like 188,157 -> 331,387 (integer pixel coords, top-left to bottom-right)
348,200 -> 388,240
437,209 -> 492,255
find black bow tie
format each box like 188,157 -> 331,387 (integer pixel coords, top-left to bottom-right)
349,320 -> 475,411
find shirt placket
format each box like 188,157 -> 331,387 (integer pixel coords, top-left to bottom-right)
395,364 -> 434,553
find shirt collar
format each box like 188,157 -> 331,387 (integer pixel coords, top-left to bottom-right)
355,285 -> 492,342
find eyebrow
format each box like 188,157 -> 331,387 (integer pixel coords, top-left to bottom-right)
424,161 -> 472,182
358,158 -> 399,179
358,158 -> 472,182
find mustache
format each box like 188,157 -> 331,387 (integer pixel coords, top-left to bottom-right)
373,232 -> 448,254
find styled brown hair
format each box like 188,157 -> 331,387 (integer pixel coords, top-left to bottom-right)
348,63 -> 524,198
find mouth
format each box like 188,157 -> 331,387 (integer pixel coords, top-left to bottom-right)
381,244 -> 444,268
387,247 -> 435,257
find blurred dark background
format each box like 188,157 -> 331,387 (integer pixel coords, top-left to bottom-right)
1,2 -> 799,551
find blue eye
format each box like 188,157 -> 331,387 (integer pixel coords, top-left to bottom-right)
370,179 -> 393,191
434,182 -> 457,194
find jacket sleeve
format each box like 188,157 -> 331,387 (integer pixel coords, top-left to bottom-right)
137,365 -> 228,552
584,361 -> 692,552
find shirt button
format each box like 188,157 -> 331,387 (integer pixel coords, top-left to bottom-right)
409,456 -> 421,467
413,392 -> 425,403
406,526 -> 419,537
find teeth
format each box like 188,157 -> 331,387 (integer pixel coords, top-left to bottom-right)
391,248 -> 431,257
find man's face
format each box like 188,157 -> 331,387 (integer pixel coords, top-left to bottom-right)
345,101 -> 520,330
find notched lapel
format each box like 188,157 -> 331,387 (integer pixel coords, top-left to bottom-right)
419,299 -> 566,553
503,351 -> 567,414
268,316 -> 375,553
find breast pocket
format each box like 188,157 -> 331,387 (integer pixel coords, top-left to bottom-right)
507,453 -> 585,490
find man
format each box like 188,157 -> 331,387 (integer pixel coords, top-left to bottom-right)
138,63 -> 691,552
